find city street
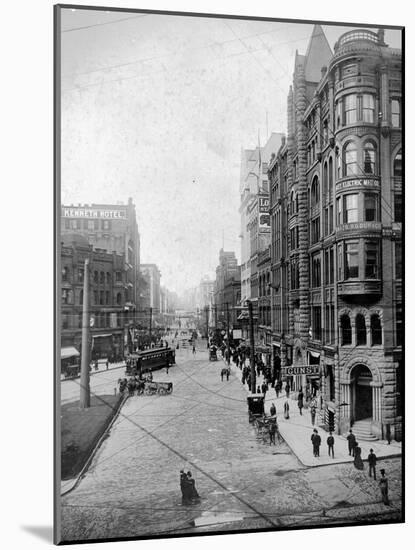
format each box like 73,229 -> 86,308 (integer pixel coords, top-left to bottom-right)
60,341 -> 402,542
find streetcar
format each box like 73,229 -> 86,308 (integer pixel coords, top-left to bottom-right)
125,347 -> 175,376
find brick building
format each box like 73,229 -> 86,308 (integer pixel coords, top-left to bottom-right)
213,249 -> 241,333
61,233 -> 128,359
269,26 -> 402,440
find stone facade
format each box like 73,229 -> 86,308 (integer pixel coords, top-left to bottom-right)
269,26 -> 402,440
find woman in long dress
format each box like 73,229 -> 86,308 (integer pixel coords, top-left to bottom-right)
353,442 -> 364,470
284,400 -> 290,419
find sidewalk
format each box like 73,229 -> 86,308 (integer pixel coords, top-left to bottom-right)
226,358 -> 401,467
60,360 -> 126,382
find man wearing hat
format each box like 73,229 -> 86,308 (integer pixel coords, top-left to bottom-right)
368,448 -> 377,480
379,469 -> 390,505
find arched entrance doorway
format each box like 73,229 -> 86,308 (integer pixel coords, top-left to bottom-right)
351,364 -> 373,422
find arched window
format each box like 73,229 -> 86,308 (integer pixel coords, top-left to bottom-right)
344,142 -> 358,176
106,272 -> 111,284
341,314 -> 352,345
323,162 -> 328,198
295,193 -> 299,213
363,141 -> 376,174
290,191 -> 294,215
100,271 -> 105,284
356,314 -> 367,346
311,176 -> 320,207
79,289 -> 84,305
371,314 -> 382,345
116,292 -> 122,305
394,150 -> 402,177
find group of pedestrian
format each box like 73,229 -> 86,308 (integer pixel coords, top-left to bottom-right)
118,373 -> 152,396
220,367 -> 230,381
180,470 -> 200,505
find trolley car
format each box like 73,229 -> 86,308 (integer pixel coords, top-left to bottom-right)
125,347 -> 175,376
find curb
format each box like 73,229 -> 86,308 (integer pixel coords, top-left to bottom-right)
61,393 -> 128,497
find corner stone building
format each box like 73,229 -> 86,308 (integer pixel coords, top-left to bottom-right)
269,26 -> 402,440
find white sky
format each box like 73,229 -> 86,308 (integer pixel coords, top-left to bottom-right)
60,8 -> 402,295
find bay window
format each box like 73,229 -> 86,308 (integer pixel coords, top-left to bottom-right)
365,241 -> 379,279
345,241 -> 359,279
362,94 -> 375,122
344,194 -> 359,223
344,142 -> 358,176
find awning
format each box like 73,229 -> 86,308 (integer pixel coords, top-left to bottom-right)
237,312 -> 249,321
272,342 -> 281,347
61,346 -> 79,359
309,350 -> 320,359
92,333 -> 113,339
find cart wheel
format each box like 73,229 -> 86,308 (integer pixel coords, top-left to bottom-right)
159,388 -> 167,395
145,388 -> 151,395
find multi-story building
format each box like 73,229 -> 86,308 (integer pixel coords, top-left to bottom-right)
213,249 -> 241,333
61,199 -> 140,326
140,264 -> 161,312
269,26 -> 402,441
61,233 -> 128,359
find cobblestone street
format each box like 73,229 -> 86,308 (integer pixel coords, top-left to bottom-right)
61,343 -> 402,542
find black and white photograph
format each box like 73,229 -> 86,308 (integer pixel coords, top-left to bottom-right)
54,4 -> 404,544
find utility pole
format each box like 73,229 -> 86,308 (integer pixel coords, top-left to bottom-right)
205,306 -> 209,347
225,302 -> 231,365
149,307 -> 153,346
247,300 -> 256,393
80,258 -> 91,409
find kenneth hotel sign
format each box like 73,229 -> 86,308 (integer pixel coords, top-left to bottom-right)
61,207 -> 127,219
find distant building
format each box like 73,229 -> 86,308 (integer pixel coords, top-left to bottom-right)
213,249 -> 241,334
140,264 -> 161,312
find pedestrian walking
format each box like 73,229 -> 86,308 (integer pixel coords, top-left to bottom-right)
270,402 -> 276,417
379,469 -> 390,505
327,432 -> 335,458
297,388 -> 304,416
283,399 -> 290,419
269,422 -> 276,445
257,385 -> 261,394
368,449 -> 377,480
261,381 -> 268,397
226,367 -> 230,381
353,442 -> 364,470
347,430 -> 356,456
275,381 -> 280,399
285,382 -> 290,398
310,404 -> 316,426
311,429 -> 321,457
106,359 -> 109,370
192,345 -> 196,355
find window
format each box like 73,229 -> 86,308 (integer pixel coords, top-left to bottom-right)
100,271 -> 105,284
341,314 -> 352,345
78,313 -> 83,329
311,176 -> 320,207
311,254 -> 321,287
364,193 -> 378,222
62,289 -> 70,304
394,194 -> 402,222
344,194 -> 359,223
79,289 -> 83,305
93,270 -> 98,283
105,291 -> 110,304
116,271 -> 122,283
393,151 -> 402,177
62,266 -> 69,282
102,220 -> 111,231
396,305 -> 402,346
116,292 -> 122,305
365,242 -> 379,279
312,306 -> 322,340
324,248 -> 334,285
371,314 -> 382,345
344,94 -> 357,124
106,272 -> 111,284
344,142 -> 358,176
100,291 -> 104,305
356,314 -> 367,346
395,242 -> 402,279
329,204 -> 334,233
323,162 -> 328,199
94,290 -> 98,304
311,217 -> 320,244
336,100 -> 342,128
329,157 -> 334,190
262,163 -> 268,174
78,268 -> 84,283
323,119 -> 329,143
345,241 -> 359,279
62,314 -> 69,330
362,94 -> 375,122
338,243 -> 343,280
391,99 -> 401,127
87,219 -> 95,231
363,142 -> 376,174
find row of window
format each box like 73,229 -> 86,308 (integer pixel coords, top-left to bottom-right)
62,266 -> 124,284
64,219 -> 113,231
335,95 -> 401,129
61,311 -> 124,330
61,288 -> 127,306
340,313 -> 382,346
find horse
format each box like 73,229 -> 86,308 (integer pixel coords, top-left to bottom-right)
221,367 -> 230,381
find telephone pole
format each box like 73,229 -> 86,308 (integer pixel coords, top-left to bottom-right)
149,307 -> 153,345
80,258 -> 91,409
225,302 -> 231,365
205,306 -> 209,347
247,300 -> 256,393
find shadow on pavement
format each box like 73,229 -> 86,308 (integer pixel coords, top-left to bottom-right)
21,525 -> 53,543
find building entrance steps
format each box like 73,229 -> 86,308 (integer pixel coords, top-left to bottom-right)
351,419 -> 378,441
224,358 -> 401,467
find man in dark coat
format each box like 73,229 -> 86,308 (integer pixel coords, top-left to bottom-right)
347,429 -> 356,456
379,469 -> 390,505
368,448 -> 377,480
327,431 -> 335,458
311,429 -> 321,457
270,402 -> 276,417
